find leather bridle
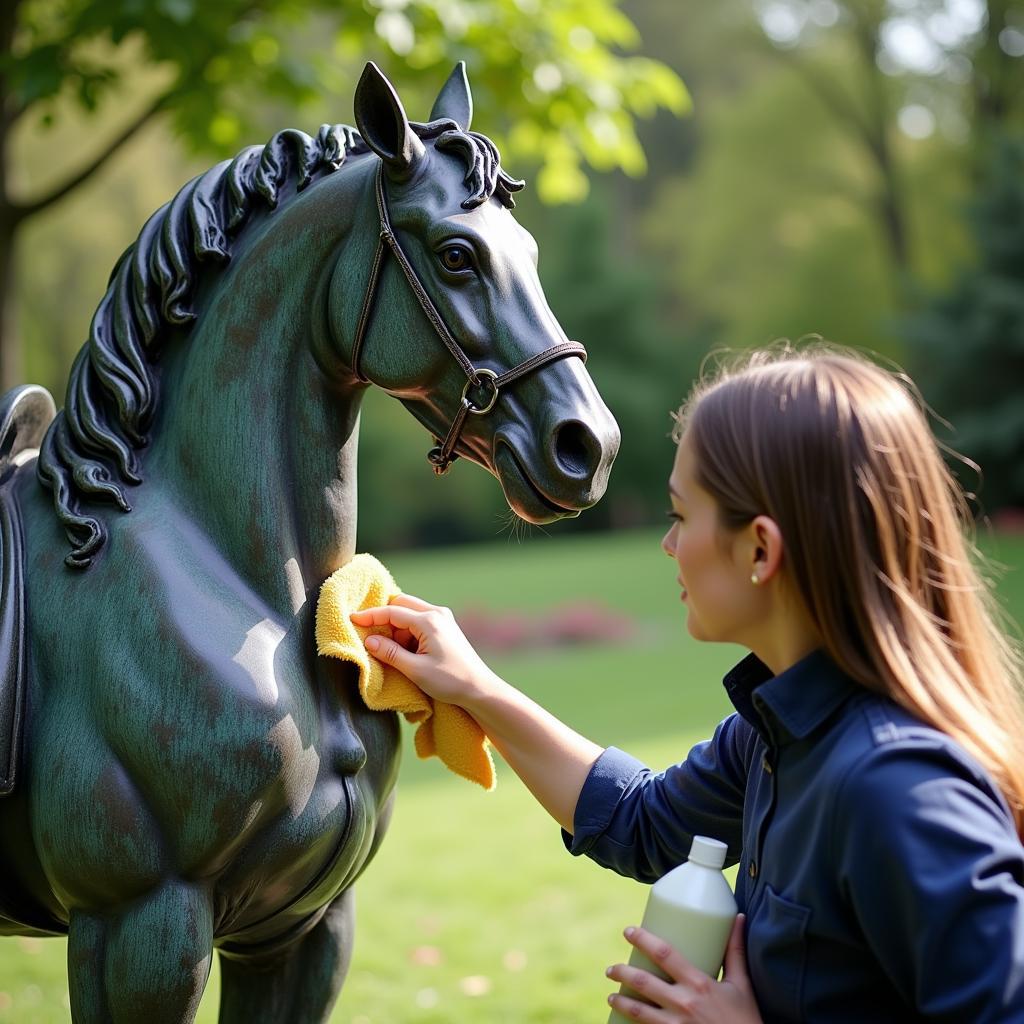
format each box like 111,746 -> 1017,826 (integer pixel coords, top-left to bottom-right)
350,163 -> 587,475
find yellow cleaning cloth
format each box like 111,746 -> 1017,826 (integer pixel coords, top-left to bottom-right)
315,553 -> 496,790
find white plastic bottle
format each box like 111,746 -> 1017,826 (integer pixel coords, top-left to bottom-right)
608,835 -> 738,1024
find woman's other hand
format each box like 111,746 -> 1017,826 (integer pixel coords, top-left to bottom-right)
350,594 -> 499,710
606,916 -> 761,1023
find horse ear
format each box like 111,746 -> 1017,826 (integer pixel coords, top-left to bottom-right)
429,61 -> 473,131
354,62 -> 425,178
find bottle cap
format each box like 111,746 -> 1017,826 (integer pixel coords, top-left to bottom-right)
688,835 -> 728,869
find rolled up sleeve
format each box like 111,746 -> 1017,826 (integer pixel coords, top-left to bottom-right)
562,713 -> 755,883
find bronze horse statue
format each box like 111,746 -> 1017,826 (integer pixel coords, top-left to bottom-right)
0,62 -> 619,1021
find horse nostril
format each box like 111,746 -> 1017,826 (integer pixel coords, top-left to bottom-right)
553,420 -> 596,477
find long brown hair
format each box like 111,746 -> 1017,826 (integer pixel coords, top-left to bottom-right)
675,342 -> 1024,836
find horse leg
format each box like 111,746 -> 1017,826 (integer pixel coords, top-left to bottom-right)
217,888 -> 356,1024
67,880 -> 214,1024
67,912 -> 109,1021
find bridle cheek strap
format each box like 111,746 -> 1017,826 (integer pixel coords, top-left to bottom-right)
350,164 -> 587,475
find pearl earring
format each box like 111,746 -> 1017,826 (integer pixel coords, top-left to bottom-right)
751,573 -> 760,585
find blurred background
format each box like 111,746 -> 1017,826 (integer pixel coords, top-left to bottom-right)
5,0 -> 1023,547
1,2 -> 1023,1022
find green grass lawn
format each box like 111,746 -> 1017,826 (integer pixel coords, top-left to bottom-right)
2,527 -> 1022,1023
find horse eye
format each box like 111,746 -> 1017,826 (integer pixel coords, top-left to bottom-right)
440,246 -> 471,272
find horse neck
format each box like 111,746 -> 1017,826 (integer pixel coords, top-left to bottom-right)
146,169 -> 374,618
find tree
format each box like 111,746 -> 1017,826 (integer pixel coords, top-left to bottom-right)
0,0 -> 688,389
963,0 -> 1024,157
517,187 -> 694,532
616,0 -> 924,364
902,135 -> 1024,515
751,0 -> 1024,287
747,2 -> 1024,514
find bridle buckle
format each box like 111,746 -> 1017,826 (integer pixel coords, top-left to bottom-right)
461,368 -> 499,415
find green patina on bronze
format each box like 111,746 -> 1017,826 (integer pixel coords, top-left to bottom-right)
0,62 -> 619,1023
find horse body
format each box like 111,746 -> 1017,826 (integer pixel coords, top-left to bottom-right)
21,471 -> 396,937
9,150 -> 401,988
3,155 -> 402,1018
0,62 -> 619,1021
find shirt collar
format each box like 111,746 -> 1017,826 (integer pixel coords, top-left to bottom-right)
723,648 -> 860,747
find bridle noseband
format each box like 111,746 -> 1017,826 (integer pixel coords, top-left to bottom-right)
350,163 -> 587,475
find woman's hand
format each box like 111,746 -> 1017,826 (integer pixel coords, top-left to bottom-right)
606,916 -> 761,1023
355,594 -> 605,833
349,594 -> 500,710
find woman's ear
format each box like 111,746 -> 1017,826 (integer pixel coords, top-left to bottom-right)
749,515 -> 784,584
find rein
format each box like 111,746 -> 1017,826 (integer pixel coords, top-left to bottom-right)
350,163 -> 587,475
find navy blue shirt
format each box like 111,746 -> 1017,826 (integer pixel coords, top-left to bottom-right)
564,649 -> 1024,1022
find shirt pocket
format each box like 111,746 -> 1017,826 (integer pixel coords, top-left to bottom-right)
750,884 -> 812,1022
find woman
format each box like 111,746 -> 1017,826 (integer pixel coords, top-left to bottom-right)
351,344 -> 1024,1022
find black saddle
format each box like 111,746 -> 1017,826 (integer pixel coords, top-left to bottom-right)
0,385 -> 56,795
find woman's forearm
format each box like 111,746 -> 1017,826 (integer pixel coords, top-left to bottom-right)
467,673 -> 604,833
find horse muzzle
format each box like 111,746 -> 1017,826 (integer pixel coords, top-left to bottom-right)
492,414 -> 619,524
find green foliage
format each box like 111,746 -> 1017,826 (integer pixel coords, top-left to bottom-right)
515,187 -> 696,529
644,68 -> 875,345
8,0 -> 688,204
12,2 -> 1023,547
356,388 -> 513,551
903,135 -> 1024,513
16,117 -> 209,401
636,33 -> 966,360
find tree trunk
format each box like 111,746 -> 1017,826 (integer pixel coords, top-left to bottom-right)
971,0 -> 1020,166
768,7 -> 913,291
976,0 -> 1009,125
0,0 -> 20,392
0,217 -> 19,393
851,9 -> 912,299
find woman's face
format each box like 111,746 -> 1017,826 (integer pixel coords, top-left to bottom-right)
661,432 -> 759,643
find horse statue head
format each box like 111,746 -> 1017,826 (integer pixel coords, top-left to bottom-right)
34,61 -> 620,581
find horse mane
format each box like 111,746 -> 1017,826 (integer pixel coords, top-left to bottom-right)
36,119 -> 525,569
